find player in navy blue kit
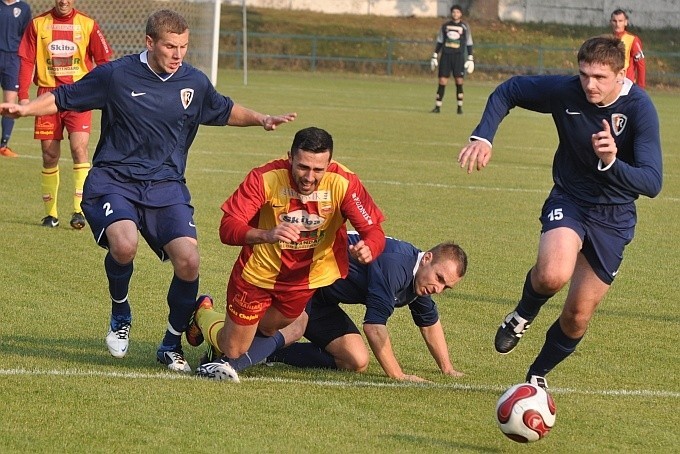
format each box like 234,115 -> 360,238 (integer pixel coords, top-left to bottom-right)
457,36 -> 662,389
264,232 -> 468,382
0,10 -> 297,372
430,4 -> 473,115
0,0 -> 31,157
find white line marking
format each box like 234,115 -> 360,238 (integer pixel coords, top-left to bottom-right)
1,368 -> 678,398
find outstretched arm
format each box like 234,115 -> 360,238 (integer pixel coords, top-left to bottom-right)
363,323 -> 431,383
419,320 -> 464,377
0,92 -> 58,119
227,103 -> 297,131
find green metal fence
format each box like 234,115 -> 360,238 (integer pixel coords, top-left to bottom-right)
219,31 -> 680,86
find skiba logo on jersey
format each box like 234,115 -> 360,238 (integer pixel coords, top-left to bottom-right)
180,89 -> 194,110
49,40 -> 77,56
611,113 -> 627,136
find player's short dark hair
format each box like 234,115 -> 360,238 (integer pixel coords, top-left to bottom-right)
577,35 -> 625,73
290,127 -> 334,158
610,8 -> 629,20
146,10 -> 189,41
451,4 -> 463,14
429,242 -> 468,277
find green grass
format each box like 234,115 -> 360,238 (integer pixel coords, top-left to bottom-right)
0,70 -> 678,452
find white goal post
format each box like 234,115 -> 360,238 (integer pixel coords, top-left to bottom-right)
24,0 -> 221,85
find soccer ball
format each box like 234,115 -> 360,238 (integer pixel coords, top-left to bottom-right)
495,383 -> 556,443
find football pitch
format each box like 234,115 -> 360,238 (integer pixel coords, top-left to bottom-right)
0,70 -> 678,452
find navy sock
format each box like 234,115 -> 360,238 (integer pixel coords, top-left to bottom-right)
1,117 -> 14,145
161,274 -> 199,350
104,253 -> 132,319
268,342 -> 337,369
527,319 -> 582,377
227,332 -> 285,372
516,270 -> 554,320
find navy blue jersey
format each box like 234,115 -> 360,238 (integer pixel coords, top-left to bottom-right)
471,75 -> 662,205
0,1 -> 31,53
52,52 -> 234,182
315,232 -> 439,327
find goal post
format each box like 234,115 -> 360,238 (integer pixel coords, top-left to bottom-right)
24,0 -> 221,85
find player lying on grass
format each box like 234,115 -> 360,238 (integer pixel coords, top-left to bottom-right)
267,232 -> 468,382
189,231 -> 467,382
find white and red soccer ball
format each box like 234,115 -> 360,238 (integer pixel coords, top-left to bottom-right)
495,383 -> 556,443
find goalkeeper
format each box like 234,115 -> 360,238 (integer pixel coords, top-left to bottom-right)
429,4 -> 474,115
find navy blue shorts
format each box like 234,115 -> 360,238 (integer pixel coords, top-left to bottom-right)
303,295 -> 361,349
540,186 -> 636,285
81,168 -> 197,261
0,51 -> 20,91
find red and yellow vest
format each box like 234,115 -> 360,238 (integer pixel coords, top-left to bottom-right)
18,8 -> 112,99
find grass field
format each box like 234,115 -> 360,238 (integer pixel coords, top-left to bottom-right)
0,70 -> 678,453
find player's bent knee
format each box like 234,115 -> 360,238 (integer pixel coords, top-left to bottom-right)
169,253 -> 200,281
533,271 -> 569,295
336,352 -> 369,372
353,358 -> 369,373
560,308 -> 593,335
284,322 -> 306,342
257,325 -> 279,337
218,339 -> 248,360
109,243 -> 137,264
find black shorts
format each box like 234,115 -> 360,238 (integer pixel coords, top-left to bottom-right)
303,294 -> 361,349
438,52 -> 465,78
540,186 -> 636,285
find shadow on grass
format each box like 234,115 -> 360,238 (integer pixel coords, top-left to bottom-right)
387,434 -> 501,453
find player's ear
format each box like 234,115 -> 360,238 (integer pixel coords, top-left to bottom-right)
617,68 -> 626,83
421,251 -> 433,266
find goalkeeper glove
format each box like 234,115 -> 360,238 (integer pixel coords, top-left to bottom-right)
430,53 -> 438,72
464,55 -> 475,74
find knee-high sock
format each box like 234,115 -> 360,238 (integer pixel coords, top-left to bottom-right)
1,117 -> 15,146
227,332 -> 285,372
72,162 -> 90,213
527,319 -> 582,378
193,308 -> 286,372
161,274 -> 198,349
456,83 -> 464,106
196,305 -> 226,351
104,253 -> 132,319
516,270 -> 554,321
435,84 -> 446,106
268,342 -> 338,369
41,166 -> 59,218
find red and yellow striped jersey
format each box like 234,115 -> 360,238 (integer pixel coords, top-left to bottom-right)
220,157 -> 386,291
17,7 -> 112,99
616,31 -> 645,89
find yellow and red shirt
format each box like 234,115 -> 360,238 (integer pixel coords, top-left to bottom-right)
220,157 -> 386,291
616,31 -> 645,89
17,7 -> 112,99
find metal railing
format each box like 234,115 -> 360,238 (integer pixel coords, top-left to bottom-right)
219,31 -> 680,85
